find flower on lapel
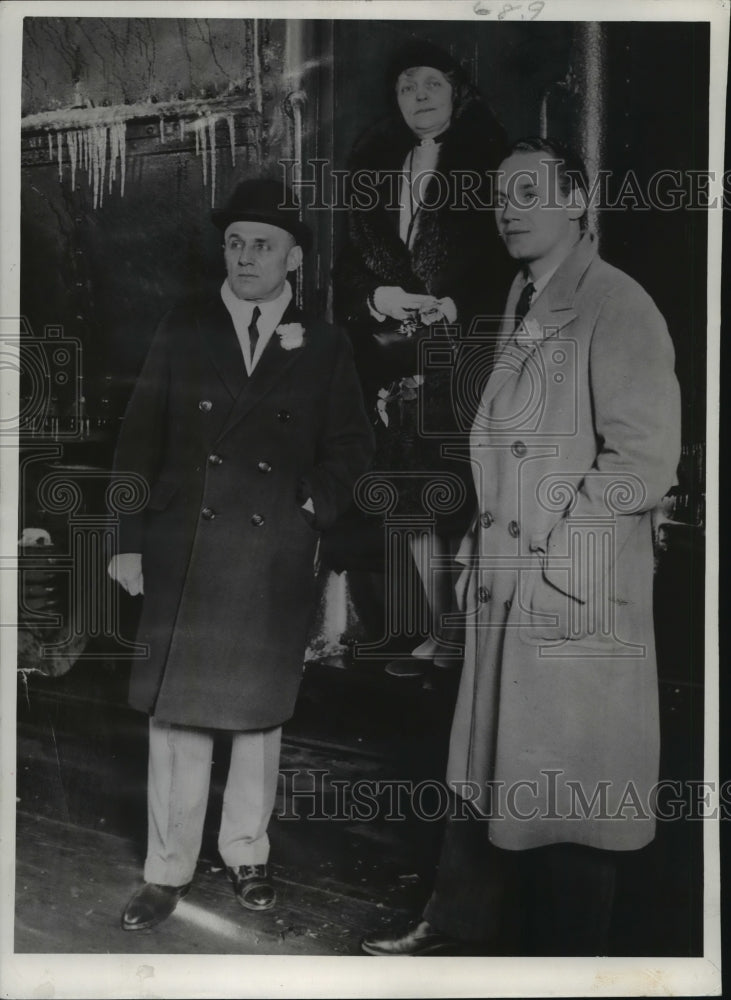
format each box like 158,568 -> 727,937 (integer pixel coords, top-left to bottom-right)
276,322 -> 305,351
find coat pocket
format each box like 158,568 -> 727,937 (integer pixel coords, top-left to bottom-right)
520,557 -> 623,653
520,562 -> 574,644
147,479 -> 179,512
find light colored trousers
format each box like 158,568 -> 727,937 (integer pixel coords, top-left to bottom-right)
144,717 -> 282,886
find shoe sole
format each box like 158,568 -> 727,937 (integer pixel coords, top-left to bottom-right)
233,890 -> 276,912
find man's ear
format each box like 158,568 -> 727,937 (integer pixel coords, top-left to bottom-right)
286,244 -> 303,273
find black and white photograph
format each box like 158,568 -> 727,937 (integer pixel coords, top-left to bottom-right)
0,0 -> 725,996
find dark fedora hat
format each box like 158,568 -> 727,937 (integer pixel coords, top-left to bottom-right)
211,178 -> 312,251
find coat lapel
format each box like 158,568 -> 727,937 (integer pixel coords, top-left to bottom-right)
198,294 -> 249,400
479,235 -> 597,411
215,301 -> 309,440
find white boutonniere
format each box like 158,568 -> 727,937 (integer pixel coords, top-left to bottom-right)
276,322 -> 305,351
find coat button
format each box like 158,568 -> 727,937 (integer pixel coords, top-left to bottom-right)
199,399 -> 213,412
251,513 -> 265,527
511,440 -> 527,457
201,507 -> 216,520
208,453 -> 223,466
478,586 -> 491,603
508,520 -> 520,538
257,461 -> 272,473
504,599 -> 513,611
480,511 -> 494,529
277,409 -> 291,422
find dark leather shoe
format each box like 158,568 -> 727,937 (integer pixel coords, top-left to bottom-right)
361,919 -> 462,956
121,881 -> 191,931
226,864 -> 276,911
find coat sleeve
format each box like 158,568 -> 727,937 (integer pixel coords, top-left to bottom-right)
111,312 -> 173,553
540,284 -> 681,602
299,330 -> 375,531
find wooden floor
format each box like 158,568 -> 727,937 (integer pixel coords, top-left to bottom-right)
13,657 -> 703,956
14,811 -> 413,955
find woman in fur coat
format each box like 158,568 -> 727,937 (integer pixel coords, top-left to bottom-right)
333,39 -> 511,676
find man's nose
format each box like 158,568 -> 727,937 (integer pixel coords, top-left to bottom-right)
500,197 -> 519,220
237,245 -> 255,264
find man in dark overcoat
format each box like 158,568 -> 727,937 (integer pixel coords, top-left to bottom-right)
108,178 -> 374,931
362,138 -> 681,956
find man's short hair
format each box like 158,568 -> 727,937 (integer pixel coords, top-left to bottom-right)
507,137 -> 590,231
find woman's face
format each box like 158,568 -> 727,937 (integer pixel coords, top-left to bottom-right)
396,65 -> 454,139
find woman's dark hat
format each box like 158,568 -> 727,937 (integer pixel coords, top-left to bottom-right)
386,39 -> 466,90
212,178 -> 312,251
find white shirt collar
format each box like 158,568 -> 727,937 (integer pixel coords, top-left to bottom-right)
220,280 -> 293,374
528,261 -> 562,301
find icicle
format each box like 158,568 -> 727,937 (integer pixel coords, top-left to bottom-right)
159,117 -> 165,143
194,121 -> 200,156
91,127 -> 99,209
98,126 -> 108,207
179,119 -> 185,142
57,131 -> 62,181
209,116 -> 217,207
48,132 -> 53,161
200,119 -> 208,187
227,114 -> 236,166
118,121 -> 126,198
109,125 -> 117,192
67,131 -> 77,192
76,130 -> 82,176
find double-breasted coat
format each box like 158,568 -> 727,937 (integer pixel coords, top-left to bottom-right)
113,290 -> 374,731
448,234 -> 681,850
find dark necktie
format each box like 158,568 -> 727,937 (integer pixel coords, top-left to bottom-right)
513,281 -> 535,330
248,306 -> 261,358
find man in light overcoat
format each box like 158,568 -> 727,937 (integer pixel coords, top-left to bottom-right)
109,178 -> 374,931
363,137 -> 681,956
